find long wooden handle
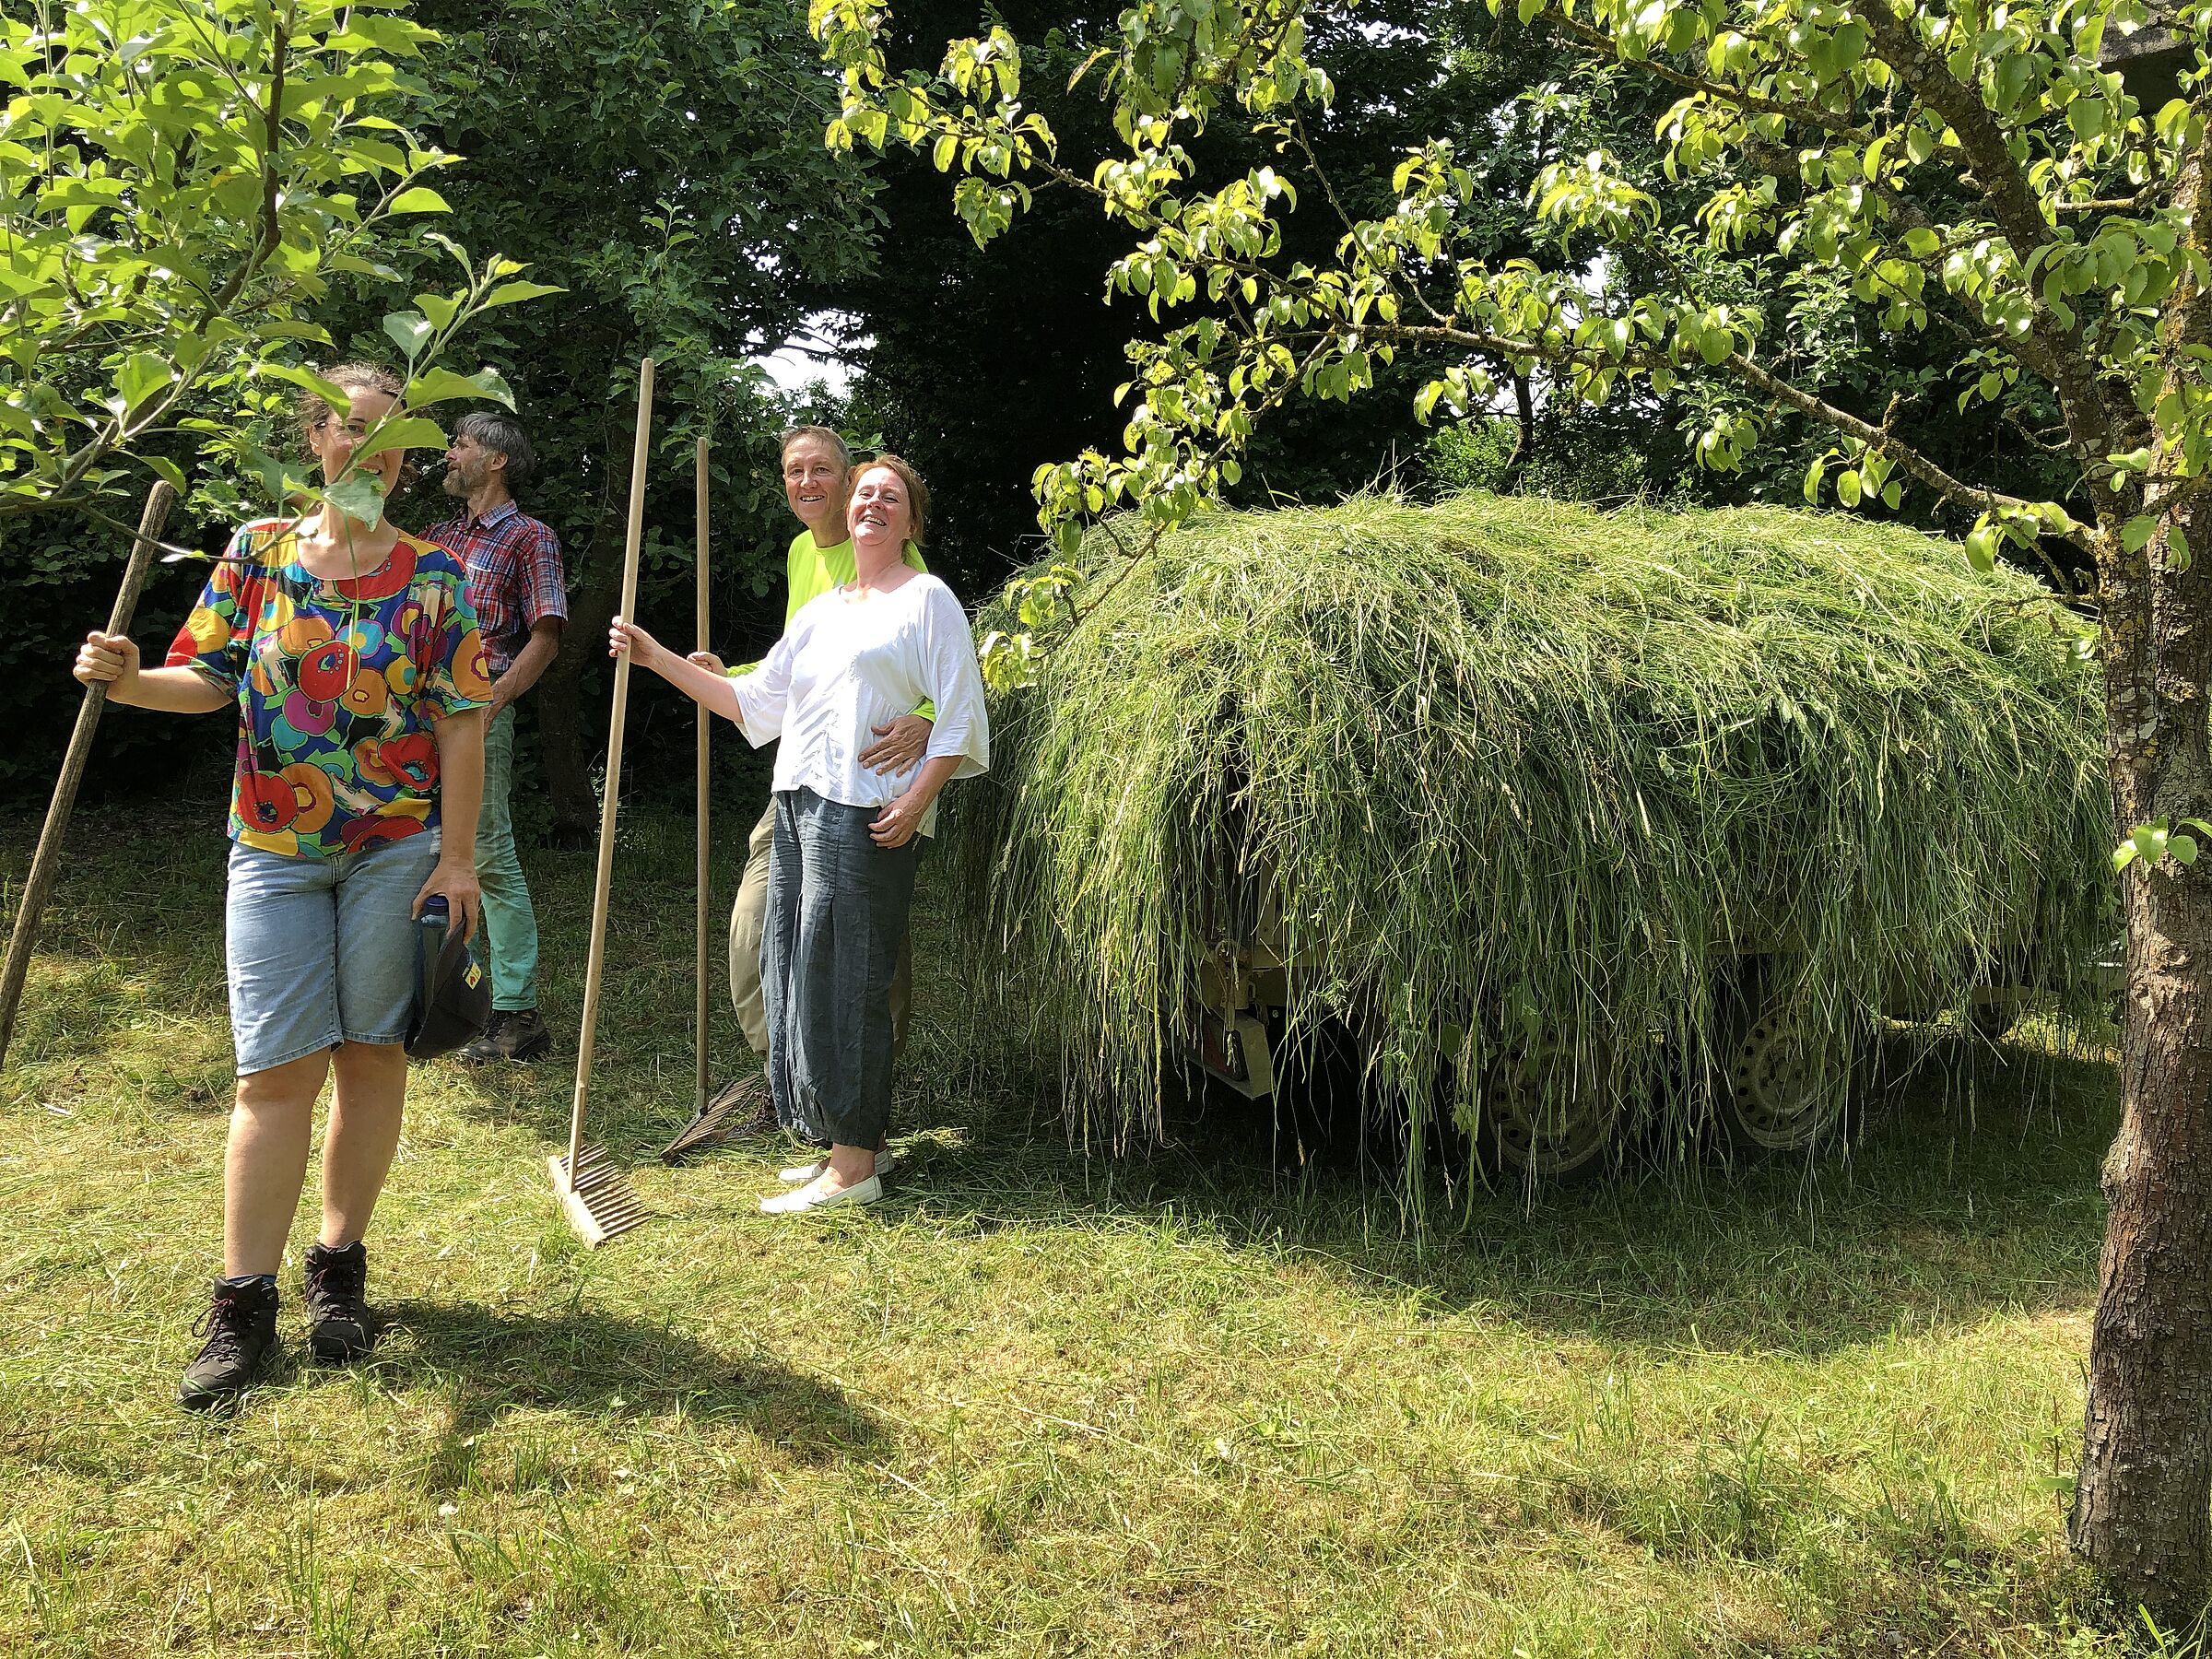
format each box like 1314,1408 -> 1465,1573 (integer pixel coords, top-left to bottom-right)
0,480 -> 178,1073
568,359 -> 655,1171
694,438 -> 712,1116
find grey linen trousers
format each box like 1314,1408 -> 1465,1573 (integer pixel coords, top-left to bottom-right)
760,786 -> 923,1150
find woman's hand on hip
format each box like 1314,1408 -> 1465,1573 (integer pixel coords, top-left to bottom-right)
415,857 -> 483,943
607,617 -> 663,670
860,712 -> 933,774
75,630 -> 139,693
870,792 -> 929,848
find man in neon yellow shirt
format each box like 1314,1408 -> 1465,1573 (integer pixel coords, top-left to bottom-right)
663,426 -> 931,1157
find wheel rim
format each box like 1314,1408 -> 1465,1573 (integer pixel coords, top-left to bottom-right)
1725,1008 -> 1846,1150
1487,1047 -> 1619,1176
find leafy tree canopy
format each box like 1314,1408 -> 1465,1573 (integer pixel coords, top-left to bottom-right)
0,0 -> 492,532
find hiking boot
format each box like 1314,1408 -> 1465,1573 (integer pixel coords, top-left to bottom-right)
177,1277 -> 279,1410
661,1070 -> 778,1163
459,1007 -> 552,1064
302,1240 -> 375,1363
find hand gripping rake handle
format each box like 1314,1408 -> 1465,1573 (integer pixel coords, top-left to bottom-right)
0,480 -> 178,1073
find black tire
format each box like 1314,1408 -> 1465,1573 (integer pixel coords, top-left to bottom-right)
1710,959 -> 1864,1159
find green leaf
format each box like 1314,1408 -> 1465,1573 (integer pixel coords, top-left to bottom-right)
259,361 -> 356,414
484,280 -> 564,308
1881,481 -> 1902,511
405,366 -> 515,409
2123,515 -> 2158,553
113,352 -> 172,414
382,312 -> 434,359
323,473 -> 388,528
1964,524 -> 2000,573
1837,469 -> 1862,508
355,417 -> 448,457
387,186 -> 452,214
2172,527 -> 2194,573
2172,835 -> 2201,865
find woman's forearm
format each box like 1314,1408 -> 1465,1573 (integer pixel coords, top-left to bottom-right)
900,755 -> 964,814
113,666 -> 232,714
434,709 -> 487,863
643,646 -> 744,723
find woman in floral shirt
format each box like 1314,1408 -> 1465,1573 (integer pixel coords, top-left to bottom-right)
72,362 -> 491,1410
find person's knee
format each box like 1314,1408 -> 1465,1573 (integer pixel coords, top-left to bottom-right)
332,1040 -> 408,1089
232,1052 -> 327,1120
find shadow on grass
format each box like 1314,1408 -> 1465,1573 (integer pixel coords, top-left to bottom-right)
352,1299 -> 887,1476
861,1028 -> 2117,1363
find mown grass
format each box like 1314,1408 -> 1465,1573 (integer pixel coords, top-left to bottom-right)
0,792 -> 2190,1656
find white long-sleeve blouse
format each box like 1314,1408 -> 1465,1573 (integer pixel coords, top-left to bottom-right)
729,572 -> 990,836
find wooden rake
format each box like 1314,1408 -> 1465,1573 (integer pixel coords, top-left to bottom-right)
0,481 -> 178,1074
692,438 -> 712,1125
550,357 -> 656,1245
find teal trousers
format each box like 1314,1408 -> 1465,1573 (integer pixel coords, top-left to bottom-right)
474,704 -> 540,1012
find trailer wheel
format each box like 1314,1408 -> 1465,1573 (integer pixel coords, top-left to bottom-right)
1712,964 -> 1862,1157
1967,1000 -> 2022,1042
1478,1040 -> 1622,1182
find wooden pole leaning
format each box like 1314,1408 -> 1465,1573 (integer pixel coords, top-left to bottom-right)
550,358 -> 655,1245
693,438 -> 712,1122
0,480 -> 178,1075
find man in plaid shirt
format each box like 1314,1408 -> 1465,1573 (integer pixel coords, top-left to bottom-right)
428,412 -> 566,1062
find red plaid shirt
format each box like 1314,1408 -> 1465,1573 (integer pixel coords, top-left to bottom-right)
426,499 -> 567,679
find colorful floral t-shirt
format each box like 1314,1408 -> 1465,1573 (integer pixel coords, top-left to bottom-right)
167,519 -> 492,859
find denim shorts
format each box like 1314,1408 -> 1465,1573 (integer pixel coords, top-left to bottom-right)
224,830 -> 441,1076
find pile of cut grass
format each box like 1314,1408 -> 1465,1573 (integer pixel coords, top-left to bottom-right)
946,493 -> 2113,1176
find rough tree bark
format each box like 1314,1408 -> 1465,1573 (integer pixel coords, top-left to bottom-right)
2068,104 -> 2212,1619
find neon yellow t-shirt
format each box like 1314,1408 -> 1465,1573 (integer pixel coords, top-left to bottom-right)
782,528 -> 926,621
734,530 -> 935,719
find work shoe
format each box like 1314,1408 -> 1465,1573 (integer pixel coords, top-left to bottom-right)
302,1241 -> 375,1363
177,1277 -> 280,1410
459,1007 -> 552,1064
661,1070 -> 778,1163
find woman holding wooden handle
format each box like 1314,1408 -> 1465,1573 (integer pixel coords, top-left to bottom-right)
608,454 -> 988,1213
73,363 -> 490,1407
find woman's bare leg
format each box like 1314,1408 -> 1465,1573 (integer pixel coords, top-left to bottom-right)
320,1040 -> 409,1248
223,1050 -> 332,1277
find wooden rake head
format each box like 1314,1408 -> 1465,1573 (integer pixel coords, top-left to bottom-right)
547,1145 -> 648,1248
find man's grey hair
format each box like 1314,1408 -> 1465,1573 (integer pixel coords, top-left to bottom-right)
455,409 -> 535,494
781,425 -> 853,471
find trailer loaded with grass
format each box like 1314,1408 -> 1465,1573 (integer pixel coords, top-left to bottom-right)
946,494 -> 2114,1185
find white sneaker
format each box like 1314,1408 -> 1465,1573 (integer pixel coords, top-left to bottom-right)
779,1147 -> 895,1183
759,1175 -> 883,1215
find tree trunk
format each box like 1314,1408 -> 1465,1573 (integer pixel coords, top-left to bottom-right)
2070,481 -> 2212,1614
2073,854 -> 2212,1617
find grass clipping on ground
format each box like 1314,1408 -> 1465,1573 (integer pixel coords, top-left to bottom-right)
947,492 -> 2112,1165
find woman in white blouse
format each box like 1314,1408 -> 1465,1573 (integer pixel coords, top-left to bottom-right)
609,455 -> 989,1213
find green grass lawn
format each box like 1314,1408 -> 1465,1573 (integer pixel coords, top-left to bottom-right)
0,794 -> 2179,1656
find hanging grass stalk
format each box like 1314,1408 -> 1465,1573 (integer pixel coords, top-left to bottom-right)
945,493 -> 2112,1190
